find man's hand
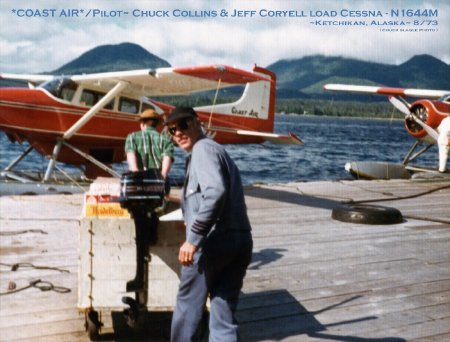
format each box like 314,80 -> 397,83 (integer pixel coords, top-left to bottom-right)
178,241 -> 197,266
165,194 -> 181,204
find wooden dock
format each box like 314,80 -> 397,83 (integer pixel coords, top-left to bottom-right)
1,178 -> 449,341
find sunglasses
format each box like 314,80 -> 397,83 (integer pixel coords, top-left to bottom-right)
167,118 -> 191,135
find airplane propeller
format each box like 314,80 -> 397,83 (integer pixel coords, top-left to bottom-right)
388,96 -> 439,141
388,96 -> 410,116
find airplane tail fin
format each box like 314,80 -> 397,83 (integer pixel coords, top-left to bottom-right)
194,65 -> 276,134
147,66 -> 302,145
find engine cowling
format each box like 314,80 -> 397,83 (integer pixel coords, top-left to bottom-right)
405,100 -> 447,142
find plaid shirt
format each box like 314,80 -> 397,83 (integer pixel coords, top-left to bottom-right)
124,127 -> 174,170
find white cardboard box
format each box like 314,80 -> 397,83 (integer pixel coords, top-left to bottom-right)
78,216 -> 185,311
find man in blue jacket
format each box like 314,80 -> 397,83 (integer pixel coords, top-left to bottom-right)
166,107 -> 253,342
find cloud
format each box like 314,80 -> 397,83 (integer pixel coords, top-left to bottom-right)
0,0 -> 449,73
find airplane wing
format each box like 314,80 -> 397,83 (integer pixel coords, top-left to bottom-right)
71,65 -> 272,97
1,65 -> 272,97
0,73 -> 54,87
324,84 -> 449,99
207,125 -> 304,145
235,129 -> 303,145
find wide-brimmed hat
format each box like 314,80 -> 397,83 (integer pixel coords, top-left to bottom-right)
139,109 -> 160,121
164,107 -> 197,125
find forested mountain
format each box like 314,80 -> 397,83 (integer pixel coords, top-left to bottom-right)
269,54 -> 450,99
52,42 -> 171,74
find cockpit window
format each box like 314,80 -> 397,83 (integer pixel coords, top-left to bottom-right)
61,86 -> 76,101
80,90 -> 96,106
39,77 -> 141,111
119,97 -> 140,113
39,77 -> 77,101
80,89 -> 114,109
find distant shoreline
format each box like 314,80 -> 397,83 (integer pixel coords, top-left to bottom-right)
276,113 -> 404,121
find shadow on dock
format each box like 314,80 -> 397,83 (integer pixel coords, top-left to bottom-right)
249,248 -> 288,270
238,290 -> 406,342
246,186 -> 341,210
87,311 -> 172,341
84,294 -> 406,342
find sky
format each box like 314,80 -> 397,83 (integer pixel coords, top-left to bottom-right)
1,0 -> 449,74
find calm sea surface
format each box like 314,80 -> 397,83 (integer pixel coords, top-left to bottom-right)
0,115 -> 439,185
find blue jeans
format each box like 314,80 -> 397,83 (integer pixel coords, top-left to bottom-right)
171,230 -> 253,342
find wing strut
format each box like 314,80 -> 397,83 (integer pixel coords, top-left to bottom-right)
402,140 -> 435,165
43,81 -> 128,181
3,145 -> 34,171
208,78 -> 222,129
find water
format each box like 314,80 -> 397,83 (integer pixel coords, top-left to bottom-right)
0,115 -> 439,185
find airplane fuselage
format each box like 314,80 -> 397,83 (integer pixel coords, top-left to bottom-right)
0,84 -> 270,165
0,65 -> 303,179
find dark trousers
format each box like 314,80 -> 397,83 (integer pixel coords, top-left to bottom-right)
171,230 -> 253,342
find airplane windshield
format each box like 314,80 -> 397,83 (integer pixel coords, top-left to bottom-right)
39,77 -> 77,101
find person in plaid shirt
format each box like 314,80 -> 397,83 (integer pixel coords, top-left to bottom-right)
125,108 -> 174,179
